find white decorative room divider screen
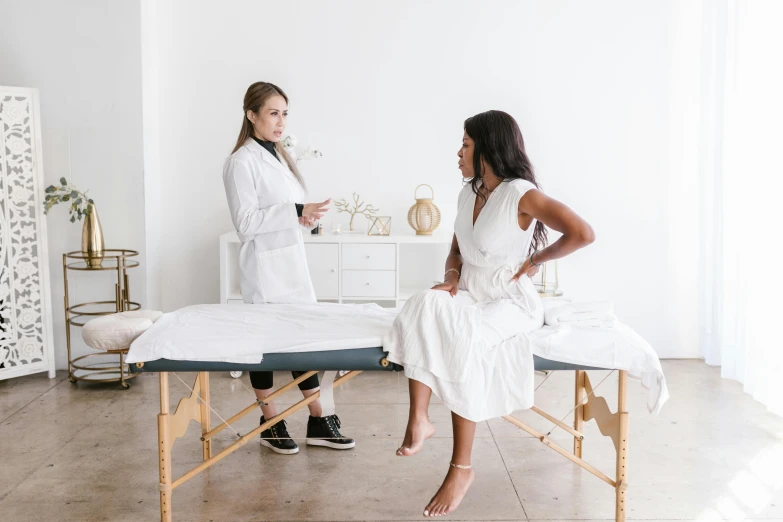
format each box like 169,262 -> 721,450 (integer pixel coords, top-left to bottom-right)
0,86 -> 55,380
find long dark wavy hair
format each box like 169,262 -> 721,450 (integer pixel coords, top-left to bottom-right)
464,110 -> 547,254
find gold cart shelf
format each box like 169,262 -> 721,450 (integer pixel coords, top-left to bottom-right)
63,249 -> 141,389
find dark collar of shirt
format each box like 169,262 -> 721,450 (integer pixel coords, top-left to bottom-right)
251,135 -> 303,216
251,136 -> 279,162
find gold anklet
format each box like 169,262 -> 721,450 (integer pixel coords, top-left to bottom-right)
450,462 -> 472,470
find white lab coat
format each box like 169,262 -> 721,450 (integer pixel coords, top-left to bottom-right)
223,138 -> 317,304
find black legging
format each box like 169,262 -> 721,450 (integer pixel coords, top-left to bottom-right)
249,371 -> 320,391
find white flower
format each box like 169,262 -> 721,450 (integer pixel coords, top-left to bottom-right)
306,148 -> 323,160
19,337 -> 40,358
0,283 -> 10,299
16,261 -> 36,278
9,185 -> 33,205
18,306 -> 37,325
15,294 -> 36,311
0,99 -> 29,127
27,289 -> 41,303
20,224 -> 36,240
6,135 -> 28,156
281,136 -> 323,165
7,164 -> 33,187
296,147 -> 323,164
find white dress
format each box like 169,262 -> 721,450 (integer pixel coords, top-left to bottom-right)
384,179 -> 544,422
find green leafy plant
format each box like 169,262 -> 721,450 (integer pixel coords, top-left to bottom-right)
43,177 -> 94,223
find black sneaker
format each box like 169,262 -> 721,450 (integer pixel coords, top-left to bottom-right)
306,414 -> 356,450
259,416 -> 299,455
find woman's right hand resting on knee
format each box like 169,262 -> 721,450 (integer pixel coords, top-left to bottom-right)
431,272 -> 459,296
431,234 -> 462,297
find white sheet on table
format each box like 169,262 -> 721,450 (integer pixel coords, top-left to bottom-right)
533,297 -> 669,413
126,303 -> 397,364
544,300 -> 614,325
527,323 -> 669,414
126,302 -> 668,414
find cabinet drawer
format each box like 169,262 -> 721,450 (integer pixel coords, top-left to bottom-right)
341,270 -> 396,298
305,243 -> 339,298
341,243 -> 396,270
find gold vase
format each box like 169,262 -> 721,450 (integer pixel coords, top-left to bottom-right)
81,205 -> 105,268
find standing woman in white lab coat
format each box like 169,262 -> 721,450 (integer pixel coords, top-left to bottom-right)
223,81 -> 355,454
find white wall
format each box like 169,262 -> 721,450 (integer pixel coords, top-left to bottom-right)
147,0 -> 698,357
0,0 -> 146,369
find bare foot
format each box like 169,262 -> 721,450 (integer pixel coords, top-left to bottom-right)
396,415 -> 435,456
423,466 -> 475,517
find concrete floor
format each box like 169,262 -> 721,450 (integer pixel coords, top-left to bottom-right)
1,360 -> 782,521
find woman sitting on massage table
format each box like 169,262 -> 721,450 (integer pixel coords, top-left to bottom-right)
384,110 -> 595,517
223,81 -> 354,454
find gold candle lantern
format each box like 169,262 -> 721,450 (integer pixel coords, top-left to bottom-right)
407,184 -> 441,235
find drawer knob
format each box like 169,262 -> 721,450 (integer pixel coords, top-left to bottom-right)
330,269 -> 335,273
366,255 -> 371,259
366,282 -> 370,285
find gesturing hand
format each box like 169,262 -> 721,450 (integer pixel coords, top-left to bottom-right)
302,198 -> 331,221
299,216 -> 318,228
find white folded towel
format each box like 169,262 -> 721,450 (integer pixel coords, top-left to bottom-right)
558,316 -> 618,328
541,297 -> 572,310
544,300 -> 615,326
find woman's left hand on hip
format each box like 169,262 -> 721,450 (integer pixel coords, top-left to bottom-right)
511,258 -> 538,282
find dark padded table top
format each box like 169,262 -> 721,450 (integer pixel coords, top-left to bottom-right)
129,347 -> 604,373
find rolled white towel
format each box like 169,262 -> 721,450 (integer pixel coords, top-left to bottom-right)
545,300 -> 614,326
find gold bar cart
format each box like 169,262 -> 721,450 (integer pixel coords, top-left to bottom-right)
63,249 -> 141,388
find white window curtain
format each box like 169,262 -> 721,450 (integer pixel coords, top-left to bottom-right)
699,0 -> 783,416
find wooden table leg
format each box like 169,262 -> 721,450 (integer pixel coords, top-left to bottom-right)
199,372 -> 212,460
574,370 -> 585,457
616,370 -> 629,522
158,372 -> 173,522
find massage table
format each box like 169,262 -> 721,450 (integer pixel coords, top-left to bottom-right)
129,347 -> 632,522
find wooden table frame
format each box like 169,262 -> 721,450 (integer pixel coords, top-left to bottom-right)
502,369 -> 629,521
152,368 -> 629,522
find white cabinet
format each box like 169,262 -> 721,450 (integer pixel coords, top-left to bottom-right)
342,270 -> 396,298
220,230 -> 452,306
304,243 -> 339,299
341,244 -> 396,270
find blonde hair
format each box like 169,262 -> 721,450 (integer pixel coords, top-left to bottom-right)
232,81 -> 305,189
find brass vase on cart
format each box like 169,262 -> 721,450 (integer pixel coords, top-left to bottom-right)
81,204 -> 104,268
